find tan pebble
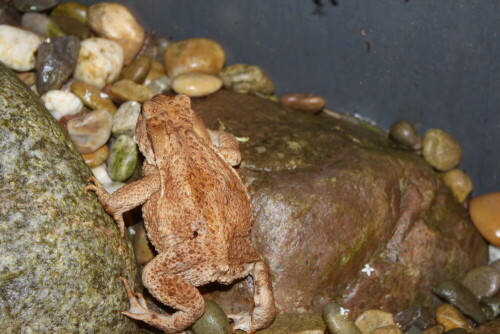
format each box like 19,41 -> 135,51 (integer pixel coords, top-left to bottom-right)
422,325 -> 445,334
422,128 -> 462,171
165,37 -> 225,77
87,3 -> 145,64
389,120 -> 421,150
67,109 -> 112,154
82,144 -> 109,168
469,193 -> 500,247
435,304 -> 472,332
17,72 -> 36,86
133,223 -> 155,264
218,63 -> 274,95
280,93 -> 326,114
110,79 -> 155,103
442,169 -> 473,203
354,310 -> 395,334
172,72 -> 222,97
71,81 -> 117,115
369,325 -> 402,334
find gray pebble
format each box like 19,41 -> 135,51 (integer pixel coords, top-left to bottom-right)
112,100 -> 141,137
21,12 -> 63,37
462,265 -> 500,299
107,135 -> 138,182
432,280 -> 487,325
13,0 -> 59,12
322,301 -> 362,334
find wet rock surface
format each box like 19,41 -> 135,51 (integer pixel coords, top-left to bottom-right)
191,90 -> 487,318
0,62 -> 138,332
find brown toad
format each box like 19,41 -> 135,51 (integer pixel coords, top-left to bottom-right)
84,94 -> 275,333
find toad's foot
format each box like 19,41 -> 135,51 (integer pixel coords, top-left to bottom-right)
228,312 -> 253,334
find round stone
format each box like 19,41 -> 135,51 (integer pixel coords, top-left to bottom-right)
21,12 -> 64,37
36,36 -> 80,95
109,79 -> 155,103
50,1 -> 88,24
50,14 -> 91,40
218,63 -> 274,95
470,193 -> 500,247
106,134 -> 138,181
0,24 -> 43,71
389,120 -> 421,150
422,128 -> 462,171
280,93 -> 326,114
70,80 -> 117,115
112,100 -> 141,137
120,55 -> 152,84
41,90 -> 83,121
87,2 -> 145,64
322,301 -> 362,334
12,0 -> 59,12
191,300 -> 231,334
73,37 -> 124,89
435,304 -> 471,332
442,169 -> 473,203
67,109 -> 112,154
354,310 -> 395,334
165,37 -> 225,77
132,223 -> 155,265
462,266 -> 500,299
172,72 -> 222,97
82,144 -> 108,168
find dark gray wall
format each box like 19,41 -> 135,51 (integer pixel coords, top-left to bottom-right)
81,0 -> 500,196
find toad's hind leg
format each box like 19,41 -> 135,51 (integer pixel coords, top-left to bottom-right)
120,248 -> 207,334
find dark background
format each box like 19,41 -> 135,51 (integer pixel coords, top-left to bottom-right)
81,0 -> 500,196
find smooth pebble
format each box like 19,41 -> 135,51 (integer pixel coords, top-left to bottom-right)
17,72 -> 36,86
462,266 -> 500,299
50,1 -> 87,24
389,120 -> 421,150
21,12 -> 64,37
165,37 -> 225,77
354,310 -> 395,334
82,144 -> 108,168
73,37 -> 124,89
190,300 -> 231,334
132,223 -> 155,265
67,109 -> 112,154
0,24 -> 43,71
110,79 -> 155,103
13,0 -> 59,12
469,193 -> 500,247
280,93 -> 325,114
422,129 -> 462,171
393,305 -> 436,331
442,169 -> 473,203
322,301 -> 362,334
120,55 -> 152,83
147,75 -> 173,95
50,14 -> 90,39
112,100 -> 141,137
172,72 -> 222,97
70,80 -> 117,115
36,36 -> 80,95
107,135 -> 138,181
218,63 -> 274,95
41,90 -> 82,120
435,304 -> 471,332
90,164 -> 125,193
87,2 -> 145,64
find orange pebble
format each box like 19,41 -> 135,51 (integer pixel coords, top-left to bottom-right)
470,192 -> 500,246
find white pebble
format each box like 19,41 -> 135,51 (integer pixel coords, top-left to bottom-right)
41,90 -> 83,120
73,37 -> 124,89
0,25 -> 43,71
91,164 -> 125,193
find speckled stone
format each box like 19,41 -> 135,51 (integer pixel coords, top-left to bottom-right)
422,129 -> 462,172
462,266 -> 500,299
36,36 -> 80,95
191,300 -> 231,334
107,134 -> 138,181
322,301 -> 362,334
0,61 -> 138,333
354,310 -> 395,334
112,100 -> 141,137
218,63 -> 274,95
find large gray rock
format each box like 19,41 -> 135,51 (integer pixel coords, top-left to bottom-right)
192,90 -> 488,319
0,62 -> 139,333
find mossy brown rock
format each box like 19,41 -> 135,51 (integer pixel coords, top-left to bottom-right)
191,90 -> 487,319
0,62 -> 138,332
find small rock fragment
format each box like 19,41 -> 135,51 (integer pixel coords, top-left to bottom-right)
422,129 -> 462,171
172,72 -> 222,97
36,36 -> 80,95
165,37 -> 225,77
50,1 -> 87,24
322,301 -> 362,334
109,79 -> 155,103
0,24 -> 43,71
393,305 -> 436,331
469,193 -> 500,247
190,300 -> 231,334
73,37 -> 124,88
147,75 -> 173,95
218,63 -> 274,95
280,93 -> 326,114
354,310 -> 396,334
112,100 -> 141,137
389,120 -> 421,150
120,55 -> 152,83
82,144 -> 109,168
433,280 -> 487,325
132,223 -> 155,265
87,2 -> 145,64
462,266 -> 500,299
107,135 -> 138,181
12,0 -> 59,12
435,304 -> 471,332
21,12 -> 64,37
67,109 -> 112,154
71,80 -> 117,115
442,169 -> 473,203
41,90 -> 82,120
